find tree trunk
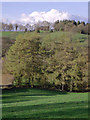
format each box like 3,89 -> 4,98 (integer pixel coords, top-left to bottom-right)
62,84 -> 64,91
29,78 -> 31,86
31,77 -> 34,88
70,80 -> 73,92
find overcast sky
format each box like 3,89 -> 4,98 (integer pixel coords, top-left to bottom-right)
2,2 -> 88,24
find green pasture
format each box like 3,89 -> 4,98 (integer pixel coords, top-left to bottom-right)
2,88 -> 89,118
1,31 -> 88,41
2,31 -> 88,119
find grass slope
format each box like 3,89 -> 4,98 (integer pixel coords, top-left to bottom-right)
2,88 -> 88,118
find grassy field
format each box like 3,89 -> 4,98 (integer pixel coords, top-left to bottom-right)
2,88 -> 88,119
2,31 -> 88,119
1,31 -> 88,40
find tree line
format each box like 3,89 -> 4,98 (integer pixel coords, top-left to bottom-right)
1,20 -> 89,34
54,20 -> 88,34
4,32 -> 88,92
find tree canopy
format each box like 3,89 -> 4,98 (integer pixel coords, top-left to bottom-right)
4,31 -> 88,91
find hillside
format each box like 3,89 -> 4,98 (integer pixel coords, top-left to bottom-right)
2,31 -> 88,92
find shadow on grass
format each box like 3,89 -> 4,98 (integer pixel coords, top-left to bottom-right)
2,87 -> 67,98
2,87 -> 67,94
2,88 -> 88,118
1,119 -> 89,120
30,107 -> 88,118
2,88 -> 67,104
2,96 -> 45,103
2,101 -> 88,118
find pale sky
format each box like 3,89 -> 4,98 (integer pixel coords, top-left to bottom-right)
1,2 -> 88,24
